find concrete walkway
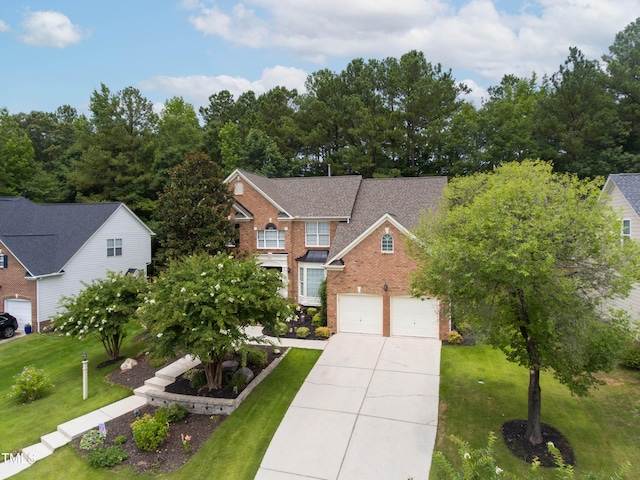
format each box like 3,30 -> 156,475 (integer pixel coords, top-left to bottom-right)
0,333 -> 327,479
255,334 -> 441,480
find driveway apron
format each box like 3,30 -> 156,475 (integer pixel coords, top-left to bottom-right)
255,333 -> 441,480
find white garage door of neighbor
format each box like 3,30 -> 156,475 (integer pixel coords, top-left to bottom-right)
4,299 -> 33,331
391,296 -> 439,338
338,294 -> 383,335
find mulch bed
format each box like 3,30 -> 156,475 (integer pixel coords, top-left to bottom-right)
502,420 -> 576,468
81,346 -> 279,474
262,313 -> 329,340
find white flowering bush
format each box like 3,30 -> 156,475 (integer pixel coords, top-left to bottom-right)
137,252 -> 292,390
53,271 -> 149,360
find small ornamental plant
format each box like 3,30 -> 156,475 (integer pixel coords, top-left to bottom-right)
9,365 -> 54,403
314,326 -> 331,339
130,414 -> 169,452
180,434 -> 192,454
296,327 -> 310,339
79,430 -> 105,451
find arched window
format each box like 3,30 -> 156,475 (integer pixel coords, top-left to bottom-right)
381,234 -> 394,253
234,181 -> 244,195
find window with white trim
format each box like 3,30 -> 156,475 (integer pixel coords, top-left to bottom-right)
305,221 -> 330,246
299,265 -> 325,304
107,238 -> 122,257
381,234 -> 394,253
257,229 -> 285,249
623,219 -> 631,241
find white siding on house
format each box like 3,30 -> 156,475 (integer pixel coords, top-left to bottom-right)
605,184 -> 640,324
36,206 -> 152,322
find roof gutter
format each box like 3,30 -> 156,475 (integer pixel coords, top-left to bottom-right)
25,271 -> 65,281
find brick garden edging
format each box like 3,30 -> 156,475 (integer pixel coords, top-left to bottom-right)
145,348 -> 290,415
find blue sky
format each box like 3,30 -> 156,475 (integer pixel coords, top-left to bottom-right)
1,0 -> 639,116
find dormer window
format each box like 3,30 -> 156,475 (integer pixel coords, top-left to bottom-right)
381,234 -> 394,253
306,221 -> 330,247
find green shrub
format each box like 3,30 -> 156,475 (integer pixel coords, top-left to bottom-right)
306,307 -> 318,317
273,321 -> 289,336
130,414 -> 169,451
454,320 -> 472,337
79,430 -> 104,451
9,365 -> 54,403
114,435 -> 127,446
621,340 -> 640,369
156,402 -> 188,423
315,326 -> 330,339
150,357 -> 167,369
228,373 -> 247,391
188,370 -> 207,390
447,330 -> 463,345
88,446 -> 128,468
296,327 -> 310,338
247,348 -> 268,367
311,313 -> 324,327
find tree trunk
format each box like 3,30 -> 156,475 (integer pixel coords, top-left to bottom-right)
517,288 -> 544,446
526,368 -> 543,445
202,360 -> 223,390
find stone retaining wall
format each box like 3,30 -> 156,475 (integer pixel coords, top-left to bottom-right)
145,348 -> 289,415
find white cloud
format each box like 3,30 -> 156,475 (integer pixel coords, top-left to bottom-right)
186,0 -> 640,85
138,65 -> 308,110
0,19 -> 10,32
20,11 -> 88,48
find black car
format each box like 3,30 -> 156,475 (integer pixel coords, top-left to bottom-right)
0,312 -> 18,339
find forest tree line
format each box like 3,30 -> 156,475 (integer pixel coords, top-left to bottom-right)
2,18 -> 640,228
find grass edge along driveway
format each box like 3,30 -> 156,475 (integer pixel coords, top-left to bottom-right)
13,347 -> 322,480
433,343 -> 640,478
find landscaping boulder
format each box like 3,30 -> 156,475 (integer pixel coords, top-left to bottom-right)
222,360 -> 239,373
120,358 -> 138,371
233,367 -> 254,385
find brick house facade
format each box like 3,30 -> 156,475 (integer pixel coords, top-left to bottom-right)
226,169 -> 450,339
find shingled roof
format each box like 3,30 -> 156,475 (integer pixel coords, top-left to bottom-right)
605,174 -> 640,215
327,176 -> 447,261
234,170 -> 363,219
0,197 -> 122,277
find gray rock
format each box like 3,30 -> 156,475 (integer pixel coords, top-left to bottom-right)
233,367 -> 254,385
222,360 -> 239,373
120,358 -> 137,371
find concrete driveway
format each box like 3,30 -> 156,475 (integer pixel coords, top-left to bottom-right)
255,333 -> 441,480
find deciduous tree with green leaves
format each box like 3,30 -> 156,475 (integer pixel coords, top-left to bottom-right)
53,271 -> 149,360
137,253 -> 293,390
411,160 -> 640,446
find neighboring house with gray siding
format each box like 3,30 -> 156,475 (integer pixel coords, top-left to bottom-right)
601,174 -> 640,323
0,197 -> 154,332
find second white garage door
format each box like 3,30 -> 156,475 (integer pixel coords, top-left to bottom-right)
391,296 -> 439,338
338,294 -> 383,335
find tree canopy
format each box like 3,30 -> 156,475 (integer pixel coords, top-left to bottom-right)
155,152 -> 234,262
137,253 -> 293,390
411,160 -> 640,445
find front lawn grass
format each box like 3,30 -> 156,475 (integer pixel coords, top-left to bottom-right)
13,347 -> 321,480
433,343 -> 640,478
0,327 -> 146,455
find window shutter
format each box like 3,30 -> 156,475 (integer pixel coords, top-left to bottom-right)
0,254 -> 7,268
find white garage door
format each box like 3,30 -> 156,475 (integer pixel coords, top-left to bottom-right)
4,299 -> 33,331
391,296 -> 439,338
338,294 -> 383,335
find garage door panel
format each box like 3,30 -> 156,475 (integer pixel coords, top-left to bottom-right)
391,296 -> 439,338
338,294 -> 383,335
4,299 -> 32,331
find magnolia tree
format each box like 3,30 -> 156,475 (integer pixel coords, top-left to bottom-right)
137,253 -> 292,390
53,271 -> 149,360
411,160 -> 640,446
